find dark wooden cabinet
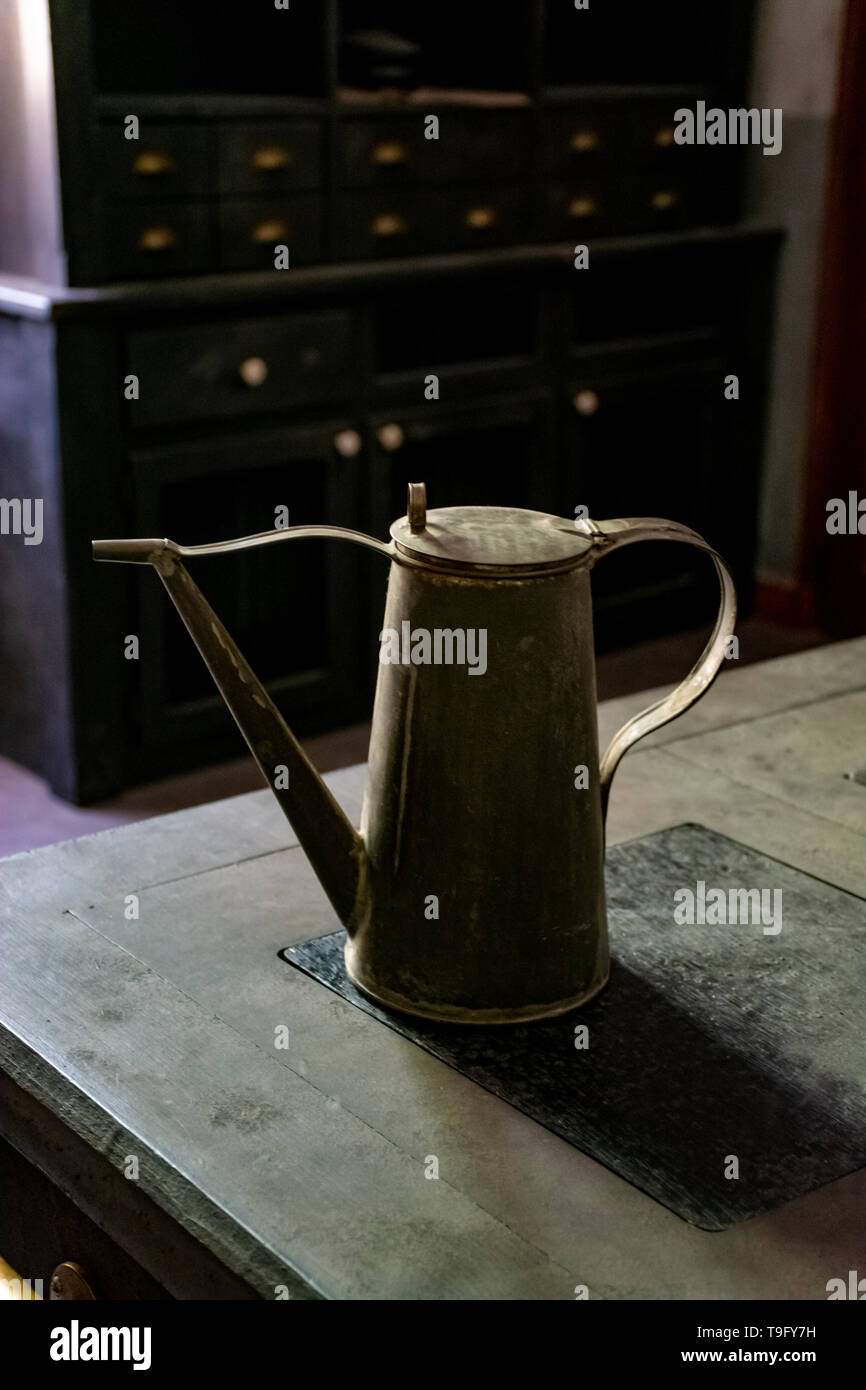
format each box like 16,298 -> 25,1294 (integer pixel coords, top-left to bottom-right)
1,0 -> 754,286
0,1 -> 779,802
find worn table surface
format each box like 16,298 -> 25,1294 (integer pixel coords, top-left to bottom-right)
1,638 -> 865,1299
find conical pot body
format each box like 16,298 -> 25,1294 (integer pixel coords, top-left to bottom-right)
349,558 -> 609,1023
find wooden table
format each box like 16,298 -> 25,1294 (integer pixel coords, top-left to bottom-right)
1,639 -> 865,1300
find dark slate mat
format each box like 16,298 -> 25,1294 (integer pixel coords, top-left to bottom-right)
282,823 -> 866,1229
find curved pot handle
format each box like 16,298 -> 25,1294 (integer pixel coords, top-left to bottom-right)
583,517 -> 737,819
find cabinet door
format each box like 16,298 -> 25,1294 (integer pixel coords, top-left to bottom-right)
368,398 -> 556,536
561,358 -> 740,647
130,423 -> 371,758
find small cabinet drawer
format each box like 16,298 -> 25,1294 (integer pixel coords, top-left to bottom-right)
126,310 -> 353,429
539,107 -> 622,172
337,111 -> 530,187
97,123 -> 209,199
218,195 -> 323,269
544,181 -> 614,239
625,174 -> 705,232
625,100 -> 694,160
337,117 -> 427,187
218,121 -> 322,194
336,190 -> 430,259
103,200 -> 212,279
439,186 -> 530,251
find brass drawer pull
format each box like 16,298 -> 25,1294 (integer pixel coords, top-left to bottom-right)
377,423 -> 405,452
651,189 -> 679,211
252,145 -> 293,171
371,212 -> 408,238
252,218 -> 290,243
238,356 -> 269,388
569,130 -> 600,153
573,389 -> 600,416
567,195 -> 598,219
138,225 -> 177,252
373,140 -> 408,166
654,125 -> 676,148
465,206 -> 497,230
49,1262 -> 96,1301
133,150 -> 175,177
334,428 -> 362,458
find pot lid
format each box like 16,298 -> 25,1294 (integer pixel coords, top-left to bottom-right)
390,483 -> 595,574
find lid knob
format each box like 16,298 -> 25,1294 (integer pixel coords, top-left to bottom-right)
407,482 -> 427,532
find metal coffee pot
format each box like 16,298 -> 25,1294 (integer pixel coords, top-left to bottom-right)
93,485 -> 735,1024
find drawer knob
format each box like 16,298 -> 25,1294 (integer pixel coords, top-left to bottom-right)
567,195 -> 598,219
371,212 -> 408,238
133,150 -> 175,177
252,218 -> 290,243
651,189 -> 679,211
573,389 -> 600,416
49,1262 -> 96,1301
239,356 -> 269,388
334,429 -> 362,458
654,125 -> 676,148
465,206 -> 497,230
252,145 -> 293,171
138,225 -> 177,252
569,130 -> 600,153
373,140 -> 408,166
377,423 -> 405,452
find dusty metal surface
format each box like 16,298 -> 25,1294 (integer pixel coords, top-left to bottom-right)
286,821 -> 866,1231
